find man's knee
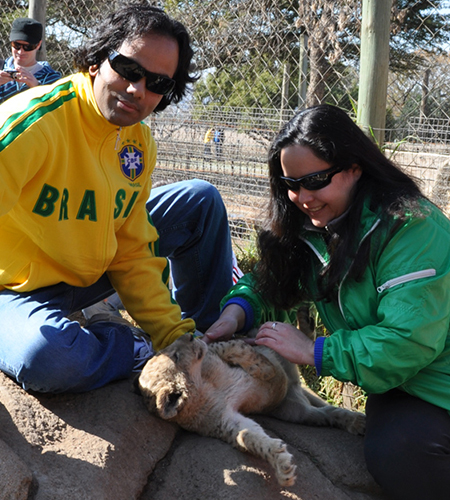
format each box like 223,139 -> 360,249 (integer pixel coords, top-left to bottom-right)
185,179 -> 224,207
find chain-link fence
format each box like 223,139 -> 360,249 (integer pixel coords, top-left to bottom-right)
1,0 -> 450,239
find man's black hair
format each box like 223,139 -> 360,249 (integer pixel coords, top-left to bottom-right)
73,2 -> 197,112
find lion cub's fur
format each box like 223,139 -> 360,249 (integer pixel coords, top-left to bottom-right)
137,333 -> 365,487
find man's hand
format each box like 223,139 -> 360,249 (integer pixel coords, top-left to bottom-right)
13,66 -> 40,88
203,304 -> 246,344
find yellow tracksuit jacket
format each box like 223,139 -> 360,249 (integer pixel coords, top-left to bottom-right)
0,72 -> 194,350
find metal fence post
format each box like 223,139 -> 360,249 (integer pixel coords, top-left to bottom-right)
357,0 -> 392,146
298,33 -> 308,110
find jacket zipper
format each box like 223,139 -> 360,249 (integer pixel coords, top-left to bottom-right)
376,269 -> 436,293
337,218 -> 381,320
114,127 -> 122,150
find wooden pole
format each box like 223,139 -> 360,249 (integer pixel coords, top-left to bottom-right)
357,0 -> 392,146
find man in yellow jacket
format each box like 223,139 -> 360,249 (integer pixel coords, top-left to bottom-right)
0,5 -> 209,393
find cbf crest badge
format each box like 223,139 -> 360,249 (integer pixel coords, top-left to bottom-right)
118,145 -> 144,181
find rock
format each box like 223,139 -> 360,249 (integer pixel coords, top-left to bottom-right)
0,372 -> 386,499
0,373 -> 175,500
0,438 -> 34,499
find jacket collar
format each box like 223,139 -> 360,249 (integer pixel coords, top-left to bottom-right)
300,198 -> 382,264
70,72 -> 121,140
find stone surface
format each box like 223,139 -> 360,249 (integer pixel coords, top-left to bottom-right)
0,372 -> 386,500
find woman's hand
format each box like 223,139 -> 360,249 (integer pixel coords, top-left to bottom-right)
254,321 -> 315,366
203,304 -> 246,344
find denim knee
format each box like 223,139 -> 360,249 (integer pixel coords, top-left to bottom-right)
13,323 -> 134,393
183,179 -> 227,215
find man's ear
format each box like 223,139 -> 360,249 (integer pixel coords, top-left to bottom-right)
351,163 -> 363,180
89,64 -> 99,77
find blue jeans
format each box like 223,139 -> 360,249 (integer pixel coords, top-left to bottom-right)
0,275 -> 133,393
0,179 -> 232,393
106,179 -> 233,331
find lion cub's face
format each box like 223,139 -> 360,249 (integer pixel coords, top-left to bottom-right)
138,333 -> 207,420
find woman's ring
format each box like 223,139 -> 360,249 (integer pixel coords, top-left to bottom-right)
271,322 -> 277,330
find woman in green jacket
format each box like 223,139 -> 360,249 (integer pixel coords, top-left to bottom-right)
205,104 -> 450,500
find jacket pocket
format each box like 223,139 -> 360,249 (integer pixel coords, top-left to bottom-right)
377,269 -> 436,293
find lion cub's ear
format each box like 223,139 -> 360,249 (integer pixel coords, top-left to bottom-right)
157,387 -> 187,419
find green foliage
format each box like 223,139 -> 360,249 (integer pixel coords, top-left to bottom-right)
300,364 -> 367,412
169,0 -> 450,115
233,234 -> 258,275
196,62 -> 284,109
390,0 -> 450,69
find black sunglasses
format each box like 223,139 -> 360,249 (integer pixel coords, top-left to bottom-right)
280,166 -> 343,192
11,41 -> 39,52
107,51 -> 175,96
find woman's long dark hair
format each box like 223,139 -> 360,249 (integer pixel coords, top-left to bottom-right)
73,2 -> 197,113
256,104 -> 425,308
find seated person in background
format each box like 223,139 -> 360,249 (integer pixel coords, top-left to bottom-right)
0,17 -> 61,104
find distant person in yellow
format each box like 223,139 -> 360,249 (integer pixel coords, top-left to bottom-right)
203,127 -> 214,160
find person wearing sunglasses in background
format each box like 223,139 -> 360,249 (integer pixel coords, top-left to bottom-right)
205,104 -> 450,500
0,3 -> 237,394
0,17 -> 61,104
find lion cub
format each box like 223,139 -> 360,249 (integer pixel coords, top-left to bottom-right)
137,333 -> 365,487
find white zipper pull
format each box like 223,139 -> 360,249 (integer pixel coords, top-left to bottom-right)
377,269 -> 436,293
114,127 -> 122,150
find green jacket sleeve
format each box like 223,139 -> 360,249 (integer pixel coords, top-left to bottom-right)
321,209 -> 450,397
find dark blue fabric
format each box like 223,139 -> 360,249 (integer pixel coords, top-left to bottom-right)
364,388 -> 450,500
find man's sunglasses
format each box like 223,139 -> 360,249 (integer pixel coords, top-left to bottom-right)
11,41 -> 39,52
107,51 -> 175,96
280,166 -> 343,192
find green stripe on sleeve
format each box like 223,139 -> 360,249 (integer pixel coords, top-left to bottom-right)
0,81 -> 76,152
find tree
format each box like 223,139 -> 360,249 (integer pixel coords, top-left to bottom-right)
165,0 -> 450,113
164,0 -> 302,113
297,0 -> 361,107
390,0 -> 450,72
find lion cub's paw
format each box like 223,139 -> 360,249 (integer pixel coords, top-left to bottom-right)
273,443 -> 297,487
345,412 -> 366,436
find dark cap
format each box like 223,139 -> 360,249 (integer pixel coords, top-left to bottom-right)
9,18 -> 43,45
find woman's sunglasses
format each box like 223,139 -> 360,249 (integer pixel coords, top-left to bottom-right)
107,51 -> 175,96
280,166 -> 343,192
11,41 -> 39,52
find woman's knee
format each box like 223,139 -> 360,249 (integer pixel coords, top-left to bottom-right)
364,391 -> 450,500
